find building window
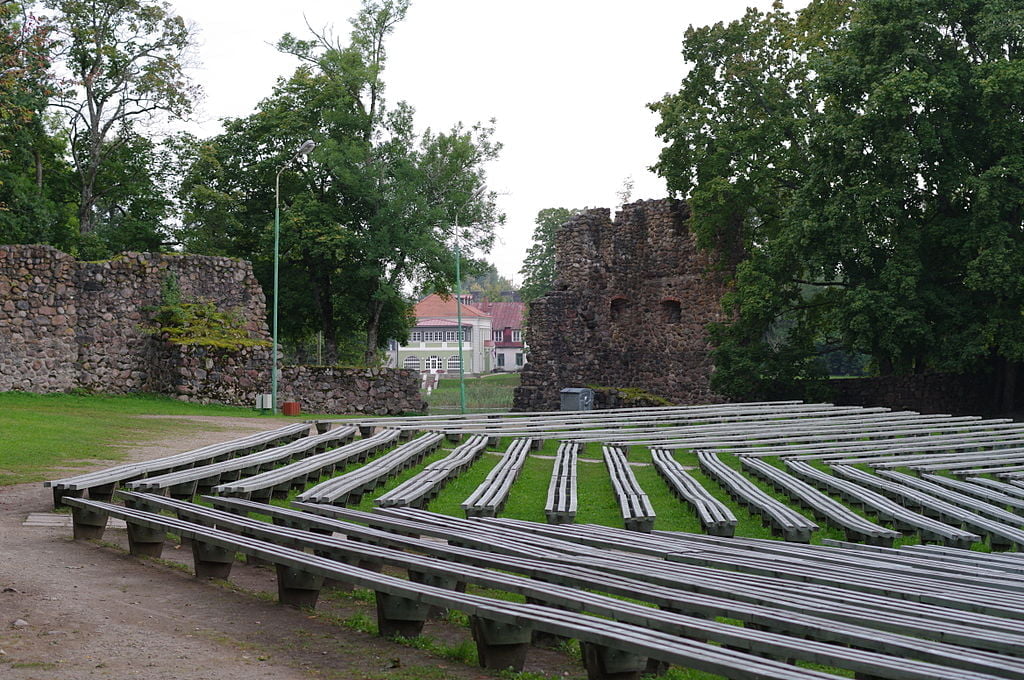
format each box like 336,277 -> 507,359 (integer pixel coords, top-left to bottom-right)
515,352 -> 524,367
447,355 -> 461,370
427,355 -> 440,370
610,297 -> 630,322
409,331 -> 423,342
403,355 -> 421,369
511,329 -> 522,343
496,353 -> 505,368
660,299 -> 682,324
462,327 -> 471,342
492,329 -> 504,342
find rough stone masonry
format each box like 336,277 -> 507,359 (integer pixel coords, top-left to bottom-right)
513,199 -> 731,411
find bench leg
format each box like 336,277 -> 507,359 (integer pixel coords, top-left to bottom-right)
408,571 -> 463,619
53,487 -> 83,510
469,616 -> 532,671
71,506 -> 108,540
87,483 -> 117,503
581,642 -> 649,680
315,421 -> 332,434
191,541 -> 235,579
375,592 -> 430,637
126,523 -> 166,558
275,565 -> 323,608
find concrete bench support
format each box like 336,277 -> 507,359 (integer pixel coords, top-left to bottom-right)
191,541 -> 235,579
126,522 -> 165,557
71,505 -> 107,540
275,565 -> 323,608
375,592 -> 430,637
581,641 -> 649,680
469,616 -> 532,671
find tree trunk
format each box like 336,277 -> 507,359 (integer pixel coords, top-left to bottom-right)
364,297 -> 384,366
33,150 -> 42,188
314,271 -> 337,365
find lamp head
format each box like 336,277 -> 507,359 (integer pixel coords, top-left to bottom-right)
294,140 -> 316,160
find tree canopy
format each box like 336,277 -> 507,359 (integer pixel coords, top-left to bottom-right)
177,0 -> 502,364
518,207 -> 577,304
653,0 -> 1024,408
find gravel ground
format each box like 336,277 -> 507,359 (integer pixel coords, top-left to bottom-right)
0,416 -> 581,680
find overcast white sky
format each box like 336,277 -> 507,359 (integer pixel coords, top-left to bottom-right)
169,0 -> 806,283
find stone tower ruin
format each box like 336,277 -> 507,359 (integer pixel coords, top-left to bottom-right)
513,198 -> 731,411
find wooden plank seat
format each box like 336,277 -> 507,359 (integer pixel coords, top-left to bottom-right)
832,465 -> 1024,551
874,469 -> 1024,527
325,505 -> 1024,655
966,477 -> 1024,501
544,441 -> 579,525
650,448 -> 735,537
210,428 -> 402,502
62,497 -> 874,680
888,447 -> 1024,472
376,435 -> 489,508
124,426 -> 358,499
43,422 -> 312,507
785,460 -> 981,548
459,438 -> 533,519
603,445 -> 656,532
915,474 -> 1024,514
294,432 -> 445,505
819,538 -> 1024,577
100,491 -> 1024,680
740,457 -> 899,546
697,450 -> 817,542
749,428 -> 1024,462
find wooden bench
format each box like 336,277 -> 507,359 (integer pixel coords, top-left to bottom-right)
966,476 -> 1024,501
740,457 -> 900,546
698,450 -> 817,542
376,435 -> 489,508
295,432 -> 445,505
650,448 -> 735,537
832,465 -> 1024,551
875,469 -> 1024,527
914,474 -> 1024,514
44,422 -> 312,507
105,493 -> 1024,680
544,441 -> 579,525
786,460 -> 981,547
603,445 -> 656,532
211,428 -> 402,502
124,426 -> 358,499
61,496 -> 876,680
460,438 -> 532,518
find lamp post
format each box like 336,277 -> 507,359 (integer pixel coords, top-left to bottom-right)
272,139 -> 316,414
454,238 -> 467,414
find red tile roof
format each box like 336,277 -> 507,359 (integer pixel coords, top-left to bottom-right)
476,301 -> 524,330
414,293 -> 489,318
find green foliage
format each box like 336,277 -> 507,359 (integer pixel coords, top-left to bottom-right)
425,373 -> 520,412
518,207 -> 578,304
588,386 -> 673,407
147,299 -> 270,349
178,1 -> 502,366
653,0 -> 1024,406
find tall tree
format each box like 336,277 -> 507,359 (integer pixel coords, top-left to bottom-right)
518,207 -> 576,304
43,0 -> 197,236
0,1 -> 76,247
653,0 -> 1024,407
178,0 -> 502,365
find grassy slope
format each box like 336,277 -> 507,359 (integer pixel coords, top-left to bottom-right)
0,392 -> 281,484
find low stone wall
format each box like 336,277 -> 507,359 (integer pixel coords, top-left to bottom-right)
0,244 -> 425,415
280,366 -> 426,415
829,373 -> 996,416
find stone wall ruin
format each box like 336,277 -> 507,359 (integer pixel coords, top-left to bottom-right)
0,245 -> 424,414
513,198 -> 731,410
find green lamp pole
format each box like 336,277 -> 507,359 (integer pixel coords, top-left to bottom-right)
271,139 -> 316,414
454,240 -> 467,414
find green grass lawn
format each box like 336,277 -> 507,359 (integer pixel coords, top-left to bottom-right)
0,391 -> 284,485
425,372 -> 519,412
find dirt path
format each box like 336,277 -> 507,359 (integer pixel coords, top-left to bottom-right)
0,417 -> 581,680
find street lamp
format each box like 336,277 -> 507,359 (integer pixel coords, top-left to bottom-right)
271,139 -> 316,413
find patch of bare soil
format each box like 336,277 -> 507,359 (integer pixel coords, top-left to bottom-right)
0,419 -> 584,680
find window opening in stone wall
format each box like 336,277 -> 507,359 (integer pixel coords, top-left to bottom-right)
447,355 -> 461,370
660,299 -> 682,324
610,297 -> 630,322
403,355 -> 421,369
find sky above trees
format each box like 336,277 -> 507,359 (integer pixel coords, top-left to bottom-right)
167,0 -> 808,282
